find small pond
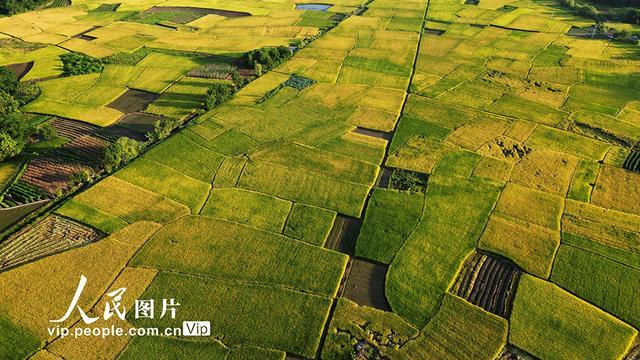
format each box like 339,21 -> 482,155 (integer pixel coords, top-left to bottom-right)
295,3 -> 333,11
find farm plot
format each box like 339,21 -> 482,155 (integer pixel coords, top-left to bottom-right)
396,294 -> 508,360
591,165 -> 640,215
126,6 -> 251,27
200,188 -> 291,232
509,149 -> 579,196
510,275 -> 637,360
119,336 -> 284,360
24,54 -> 202,125
386,153 -> 502,327
130,216 -> 347,297
283,203 -> 336,246
140,133 -> 224,183
324,215 -> 361,255
114,158 -> 211,212
355,189 -> 423,264
0,200 -> 49,233
551,244 -> 640,329
238,161 -> 372,217
131,272 -> 333,358
71,177 -> 190,224
106,89 -> 159,113
562,200 -> 640,266
145,77 -> 223,119
0,181 -> 51,208
0,314 -> 41,360
252,142 -> 379,185
19,134 -> 110,194
478,182 -> 563,277
451,252 -> 521,318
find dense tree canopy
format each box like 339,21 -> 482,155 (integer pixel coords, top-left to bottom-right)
0,68 -> 40,161
0,0 -> 47,15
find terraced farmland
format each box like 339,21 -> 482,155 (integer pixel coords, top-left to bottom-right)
0,0 -> 639,358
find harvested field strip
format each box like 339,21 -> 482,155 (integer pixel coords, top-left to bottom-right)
325,214 -> 362,255
451,252 -> 521,318
0,215 -> 103,272
116,113 -> 162,136
51,118 -> 100,141
352,127 -> 393,141
106,89 -> 159,114
342,258 -> 390,311
3,61 -> 34,80
624,151 -> 640,173
18,134 -> 110,194
94,124 -> 148,142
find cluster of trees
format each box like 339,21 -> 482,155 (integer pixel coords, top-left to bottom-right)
0,68 -> 40,162
60,53 -> 104,76
204,83 -> 235,110
247,46 -> 293,75
0,0 -> 47,15
102,137 -> 142,172
560,0 -> 640,25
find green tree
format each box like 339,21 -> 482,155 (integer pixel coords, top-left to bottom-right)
0,132 -> 22,162
204,83 -> 235,110
60,53 -> 103,76
103,137 -> 141,172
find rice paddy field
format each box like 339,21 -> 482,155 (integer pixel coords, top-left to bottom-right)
0,0 -> 639,358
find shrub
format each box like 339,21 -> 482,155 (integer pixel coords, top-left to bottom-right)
254,63 -> 263,76
231,70 -> 243,88
70,170 -> 92,184
204,83 -> 235,110
34,122 -> 57,140
60,53 -> 103,76
103,137 -> 142,172
0,132 -> 22,162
